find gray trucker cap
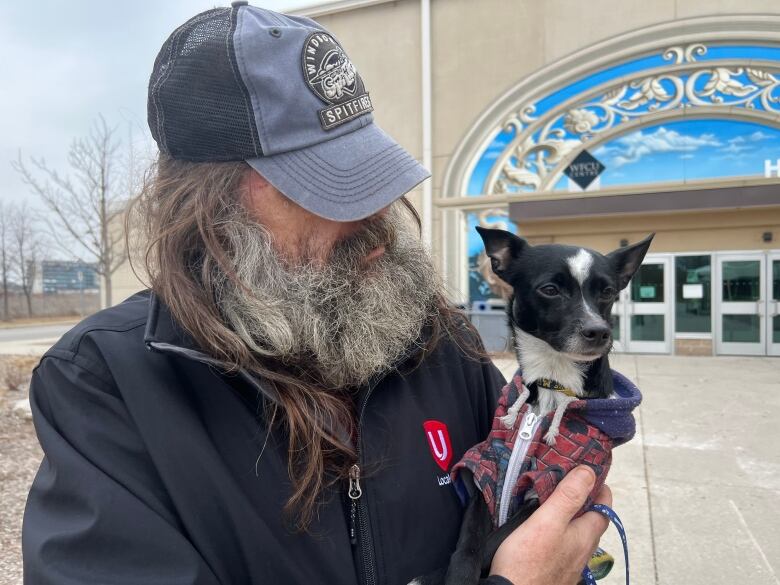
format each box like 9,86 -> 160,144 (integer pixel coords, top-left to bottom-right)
147,1 -> 429,221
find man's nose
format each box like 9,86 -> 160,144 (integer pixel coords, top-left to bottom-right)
371,205 -> 390,219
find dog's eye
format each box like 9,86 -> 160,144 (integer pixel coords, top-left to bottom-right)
600,287 -> 617,299
538,285 -> 559,297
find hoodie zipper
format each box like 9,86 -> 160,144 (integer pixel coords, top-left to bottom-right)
497,410 -> 542,527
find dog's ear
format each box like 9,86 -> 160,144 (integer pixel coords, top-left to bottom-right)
475,226 -> 527,276
607,233 -> 655,290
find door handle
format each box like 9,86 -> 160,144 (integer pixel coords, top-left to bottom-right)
757,301 -> 766,317
770,300 -> 779,317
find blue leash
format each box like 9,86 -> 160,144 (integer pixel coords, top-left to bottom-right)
581,504 -> 629,585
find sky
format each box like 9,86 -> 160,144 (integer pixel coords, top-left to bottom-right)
0,0 -> 334,212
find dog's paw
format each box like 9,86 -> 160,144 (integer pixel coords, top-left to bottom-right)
543,428 -> 559,446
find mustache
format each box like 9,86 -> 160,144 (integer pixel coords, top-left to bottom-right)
320,212 -> 397,267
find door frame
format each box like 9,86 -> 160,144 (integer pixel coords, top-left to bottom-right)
714,252 -> 766,356
612,254 -> 673,354
767,252 -> 780,357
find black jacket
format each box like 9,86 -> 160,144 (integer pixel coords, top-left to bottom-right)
23,290 -> 506,585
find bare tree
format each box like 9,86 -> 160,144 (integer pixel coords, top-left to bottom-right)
9,203 -> 42,318
13,115 -> 132,308
0,202 -> 10,321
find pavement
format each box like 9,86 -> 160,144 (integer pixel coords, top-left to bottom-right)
494,354 -> 780,585
0,323 -> 76,355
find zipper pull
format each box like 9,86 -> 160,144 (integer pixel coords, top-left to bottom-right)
519,412 -> 538,440
348,464 -> 362,500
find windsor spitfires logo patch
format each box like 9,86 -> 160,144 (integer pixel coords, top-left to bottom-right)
302,31 -> 373,130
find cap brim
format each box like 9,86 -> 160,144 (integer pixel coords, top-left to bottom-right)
245,123 -> 430,222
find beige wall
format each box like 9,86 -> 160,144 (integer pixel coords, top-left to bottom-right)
102,203 -> 147,308
517,207 -> 780,254
106,259 -> 147,308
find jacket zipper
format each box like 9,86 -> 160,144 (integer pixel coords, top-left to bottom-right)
348,464 -> 361,546
497,410 -> 541,527
348,385 -> 378,585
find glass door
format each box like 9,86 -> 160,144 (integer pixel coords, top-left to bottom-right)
715,254 -> 765,356
611,291 -> 626,353
768,253 -> 780,357
624,256 -> 673,353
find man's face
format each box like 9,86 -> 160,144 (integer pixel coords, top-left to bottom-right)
219,166 -> 439,389
240,169 -> 387,266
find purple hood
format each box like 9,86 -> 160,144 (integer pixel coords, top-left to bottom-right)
552,369 -> 642,447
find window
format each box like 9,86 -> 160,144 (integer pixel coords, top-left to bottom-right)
675,255 -> 711,333
466,211 -> 516,302
631,264 -> 664,303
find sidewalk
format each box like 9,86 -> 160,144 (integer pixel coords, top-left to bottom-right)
495,354 -> 780,585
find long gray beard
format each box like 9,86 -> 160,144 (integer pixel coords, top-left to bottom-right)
214,204 -> 441,389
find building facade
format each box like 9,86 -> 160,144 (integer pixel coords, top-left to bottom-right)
32,260 -> 99,294
110,0 -> 780,357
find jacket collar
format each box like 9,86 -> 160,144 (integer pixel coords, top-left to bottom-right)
142,290 -> 281,404
143,289 -> 200,351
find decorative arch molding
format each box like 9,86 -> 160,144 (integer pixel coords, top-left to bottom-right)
488,57 -> 780,194
441,14 -> 780,199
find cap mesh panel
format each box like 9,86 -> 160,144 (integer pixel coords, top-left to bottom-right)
147,8 -> 262,162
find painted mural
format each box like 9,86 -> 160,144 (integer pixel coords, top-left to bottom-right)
466,44 -> 780,197
560,119 -> 780,189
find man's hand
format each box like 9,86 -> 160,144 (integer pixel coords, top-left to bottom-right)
489,466 -> 612,585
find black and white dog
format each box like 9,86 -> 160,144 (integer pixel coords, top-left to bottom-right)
477,227 -> 654,444
412,229 -> 653,585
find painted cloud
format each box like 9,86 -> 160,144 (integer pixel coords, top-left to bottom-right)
594,127 -> 722,168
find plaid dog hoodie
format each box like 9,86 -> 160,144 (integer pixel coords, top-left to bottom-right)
452,369 -> 642,527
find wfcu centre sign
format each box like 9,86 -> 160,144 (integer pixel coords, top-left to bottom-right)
565,150 -> 605,191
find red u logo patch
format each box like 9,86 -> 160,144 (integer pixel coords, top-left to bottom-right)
423,420 -> 453,472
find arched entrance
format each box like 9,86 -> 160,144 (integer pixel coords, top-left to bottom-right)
440,16 -> 780,355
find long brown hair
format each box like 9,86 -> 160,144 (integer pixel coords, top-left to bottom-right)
127,154 -> 483,529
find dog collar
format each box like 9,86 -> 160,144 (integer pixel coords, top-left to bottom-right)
533,378 -> 578,398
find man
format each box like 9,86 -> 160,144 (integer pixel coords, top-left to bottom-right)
22,4 -> 610,584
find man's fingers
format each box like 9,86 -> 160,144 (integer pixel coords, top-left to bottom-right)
572,484 -> 612,543
593,483 -> 612,507
537,466 -> 596,525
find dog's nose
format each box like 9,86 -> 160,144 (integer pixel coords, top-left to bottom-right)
581,324 -> 611,344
